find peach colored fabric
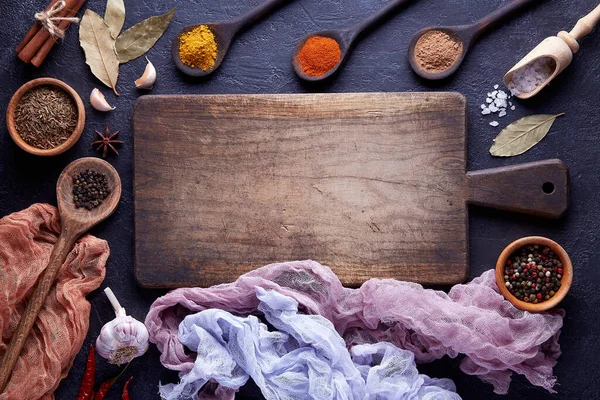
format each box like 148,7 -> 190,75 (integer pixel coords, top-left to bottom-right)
0,204 -> 108,400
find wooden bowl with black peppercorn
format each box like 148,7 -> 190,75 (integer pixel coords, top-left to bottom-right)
496,236 -> 572,312
6,77 -> 85,156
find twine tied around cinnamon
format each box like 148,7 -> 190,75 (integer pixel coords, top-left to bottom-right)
34,0 -> 80,39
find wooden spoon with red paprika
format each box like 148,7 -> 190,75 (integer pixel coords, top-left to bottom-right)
293,0 -> 415,82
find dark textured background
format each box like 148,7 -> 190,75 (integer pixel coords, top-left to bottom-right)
1,0 -> 599,398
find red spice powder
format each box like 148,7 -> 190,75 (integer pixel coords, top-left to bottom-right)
296,36 -> 342,77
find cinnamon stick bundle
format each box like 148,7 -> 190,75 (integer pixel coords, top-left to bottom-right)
16,0 -> 86,67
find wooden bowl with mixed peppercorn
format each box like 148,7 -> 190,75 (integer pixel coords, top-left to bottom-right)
6,78 -> 85,156
496,236 -> 572,312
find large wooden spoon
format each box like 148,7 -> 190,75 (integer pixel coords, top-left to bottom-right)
172,0 -> 291,77
0,158 -> 121,393
293,0 -> 414,82
408,0 -> 541,80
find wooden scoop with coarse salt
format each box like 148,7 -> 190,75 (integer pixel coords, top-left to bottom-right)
504,3 -> 600,99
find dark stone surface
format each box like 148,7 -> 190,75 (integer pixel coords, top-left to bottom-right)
1,0 -> 599,398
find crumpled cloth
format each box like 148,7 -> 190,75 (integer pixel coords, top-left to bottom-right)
159,288 -> 460,400
146,260 -> 564,395
0,204 -> 109,400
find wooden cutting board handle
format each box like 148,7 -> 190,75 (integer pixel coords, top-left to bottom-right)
466,159 -> 569,218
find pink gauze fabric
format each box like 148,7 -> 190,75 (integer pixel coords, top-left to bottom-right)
146,260 -> 565,395
0,204 -> 109,400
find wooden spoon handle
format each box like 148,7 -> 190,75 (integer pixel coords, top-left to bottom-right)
466,159 -> 569,218
0,232 -> 77,393
569,3 -> 600,40
231,0 -> 292,33
472,0 -> 541,37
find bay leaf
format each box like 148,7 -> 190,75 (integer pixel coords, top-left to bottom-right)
105,0 -> 126,39
489,113 -> 565,157
115,8 -> 176,63
79,10 -> 120,95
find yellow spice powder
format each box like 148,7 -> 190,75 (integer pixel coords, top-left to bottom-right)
179,25 -> 218,70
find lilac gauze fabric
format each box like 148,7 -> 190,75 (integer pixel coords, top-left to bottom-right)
145,260 -> 565,395
159,288 -> 460,400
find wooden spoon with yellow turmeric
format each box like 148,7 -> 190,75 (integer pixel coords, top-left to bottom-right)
173,0 -> 291,77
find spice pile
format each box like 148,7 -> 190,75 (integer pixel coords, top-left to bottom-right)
503,244 -> 563,303
296,35 -> 342,77
506,57 -> 555,96
178,25 -> 218,70
14,85 -> 77,149
480,84 -> 516,127
413,30 -> 463,74
72,170 -> 111,210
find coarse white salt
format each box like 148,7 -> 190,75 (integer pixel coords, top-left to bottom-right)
481,84 -> 516,122
489,121 -> 499,127
494,98 -> 507,108
506,57 -> 555,96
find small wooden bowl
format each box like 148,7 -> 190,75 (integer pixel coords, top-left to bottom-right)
6,78 -> 85,156
496,236 -> 572,312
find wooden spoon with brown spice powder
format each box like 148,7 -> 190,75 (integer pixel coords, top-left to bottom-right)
408,0 -> 540,80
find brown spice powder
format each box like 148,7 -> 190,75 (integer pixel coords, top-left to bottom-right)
413,30 -> 463,74
14,85 -> 78,150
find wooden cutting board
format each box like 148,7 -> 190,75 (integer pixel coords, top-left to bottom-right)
134,93 -> 568,288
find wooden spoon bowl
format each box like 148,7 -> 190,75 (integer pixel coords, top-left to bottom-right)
292,30 -> 349,82
6,77 -> 85,156
407,26 -> 471,80
57,157 -> 122,234
172,22 -> 235,77
0,157 -> 120,392
495,236 -> 572,312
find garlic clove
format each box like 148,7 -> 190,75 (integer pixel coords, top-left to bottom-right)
135,57 -> 156,90
96,287 -> 150,365
90,88 -> 115,111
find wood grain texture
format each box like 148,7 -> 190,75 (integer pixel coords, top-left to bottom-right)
133,92 -> 568,288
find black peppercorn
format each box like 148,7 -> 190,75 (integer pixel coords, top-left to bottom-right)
72,170 -> 110,210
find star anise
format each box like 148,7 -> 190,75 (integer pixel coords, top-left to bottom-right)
92,126 -> 123,158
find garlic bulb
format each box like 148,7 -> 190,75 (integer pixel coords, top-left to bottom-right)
90,88 -> 115,111
96,287 -> 149,365
135,57 -> 156,89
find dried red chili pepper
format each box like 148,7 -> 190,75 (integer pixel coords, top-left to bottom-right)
94,378 -> 117,400
94,363 -> 130,400
76,344 -> 95,400
122,377 -> 133,400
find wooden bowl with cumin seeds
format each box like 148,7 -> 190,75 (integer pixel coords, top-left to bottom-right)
6,78 -> 85,156
496,236 -> 572,312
